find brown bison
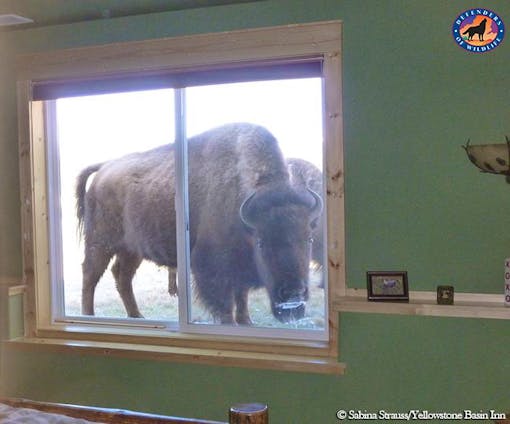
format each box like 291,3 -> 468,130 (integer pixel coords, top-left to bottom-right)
76,123 -> 323,325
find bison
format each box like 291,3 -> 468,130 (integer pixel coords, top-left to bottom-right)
76,123 -> 323,324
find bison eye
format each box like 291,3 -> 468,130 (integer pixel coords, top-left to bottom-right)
308,237 -> 314,244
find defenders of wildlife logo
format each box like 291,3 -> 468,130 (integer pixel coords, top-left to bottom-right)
452,8 -> 505,52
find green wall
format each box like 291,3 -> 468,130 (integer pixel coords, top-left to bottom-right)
2,314 -> 510,422
1,0 -> 510,422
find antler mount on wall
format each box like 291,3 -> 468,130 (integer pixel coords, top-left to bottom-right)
463,136 -> 510,183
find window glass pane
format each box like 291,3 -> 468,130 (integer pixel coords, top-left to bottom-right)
184,78 -> 326,331
55,89 -> 177,321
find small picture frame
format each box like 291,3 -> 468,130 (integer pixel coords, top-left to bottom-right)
367,271 -> 409,301
437,285 -> 454,305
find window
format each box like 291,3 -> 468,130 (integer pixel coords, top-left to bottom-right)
17,21 -> 345,373
53,77 -> 324,338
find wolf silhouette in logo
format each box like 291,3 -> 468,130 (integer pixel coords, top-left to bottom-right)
462,18 -> 487,41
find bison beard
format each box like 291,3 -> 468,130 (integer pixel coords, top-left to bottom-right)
76,123 -> 322,325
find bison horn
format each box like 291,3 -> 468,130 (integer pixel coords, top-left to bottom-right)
240,192 -> 258,230
307,187 -> 323,220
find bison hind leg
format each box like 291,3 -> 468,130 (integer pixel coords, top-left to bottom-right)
111,250 -> 143,318
82,245 -> 113,316
168,268 -> 177,296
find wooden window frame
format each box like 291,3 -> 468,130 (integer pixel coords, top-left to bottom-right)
14,21 -> 346,374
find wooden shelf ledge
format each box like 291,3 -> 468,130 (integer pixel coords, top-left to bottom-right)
334,290 -> 510,320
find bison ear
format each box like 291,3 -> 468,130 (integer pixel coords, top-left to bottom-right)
239,192 -> 258,231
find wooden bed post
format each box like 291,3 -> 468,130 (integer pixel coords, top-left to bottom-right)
229,403 -> 268,424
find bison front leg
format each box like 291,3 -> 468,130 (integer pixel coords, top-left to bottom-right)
191,247 -> 236,324
111,250 -> 143,318
234,285 -> 252,325
194,276 -> 236,324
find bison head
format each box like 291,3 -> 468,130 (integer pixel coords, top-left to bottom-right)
240,185 -> 322,323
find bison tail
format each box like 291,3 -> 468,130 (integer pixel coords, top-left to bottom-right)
75,163 -> 102,239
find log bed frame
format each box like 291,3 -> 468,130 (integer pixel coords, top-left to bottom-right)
0,397 -> 269,423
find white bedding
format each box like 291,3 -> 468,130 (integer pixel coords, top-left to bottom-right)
0,403 -> 104,424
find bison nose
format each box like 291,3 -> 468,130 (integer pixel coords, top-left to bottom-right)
273,285 -> 307,323
274,301 -> 305,323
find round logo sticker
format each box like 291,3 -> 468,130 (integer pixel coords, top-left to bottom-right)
452,8 -> 505,53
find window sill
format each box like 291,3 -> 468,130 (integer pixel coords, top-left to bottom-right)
334,289 -> 510,320
3,337 -> 345,375
3,282 -> 344,375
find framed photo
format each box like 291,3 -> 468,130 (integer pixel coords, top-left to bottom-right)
437,285 -> 454,305
367,271 -> 409,301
